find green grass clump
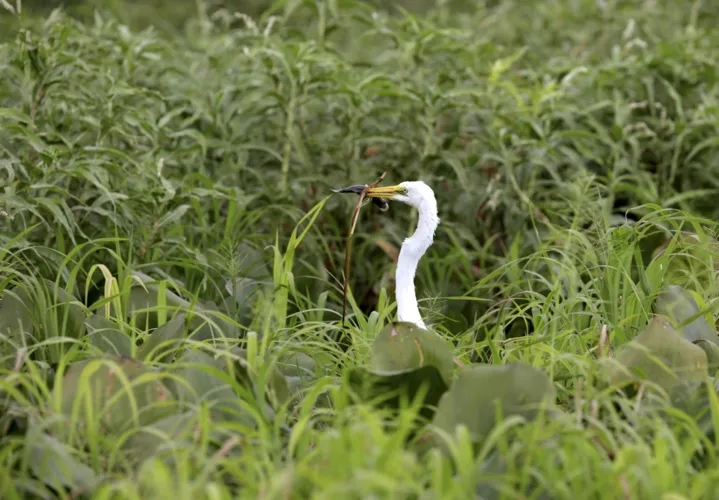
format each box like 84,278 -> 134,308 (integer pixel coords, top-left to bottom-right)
2,0 -> 719,498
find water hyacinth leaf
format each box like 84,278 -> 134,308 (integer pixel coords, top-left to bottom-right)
28,431 -> 99,491
609,316 -> 708,391
125,283 -> 191,330
55,357 -> 176,435
225,277 -> 260,308
431,363 -> 556,442
122,412 -> 196,463
169,349 -> 254,424
224,347 -> 291,406
347,365 -> 449,420
0,285 -> 35,346
474,449 -> 508,500
651,233 -> 719,290
277,351 -> 317,378
0,280 -> 86,364
187,302 -> 239,341
223,243 -> 272,322
371,322 -> 455,387
656,285 -> 719,369
224,277 -> 264,326
85,315 -> 132,357
170,349 -> 233,402
668,379 -> 718,439
48,282 -> 87,339
268,367 -> 291,406
275,350 -> 319,397
137,313 -> 187,362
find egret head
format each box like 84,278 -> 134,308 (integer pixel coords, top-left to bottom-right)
334,180 -> 436,211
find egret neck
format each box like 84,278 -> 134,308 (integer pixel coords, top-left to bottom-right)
395,193 -> 438,329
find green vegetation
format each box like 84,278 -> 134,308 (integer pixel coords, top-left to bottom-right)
2,0 -> 719,497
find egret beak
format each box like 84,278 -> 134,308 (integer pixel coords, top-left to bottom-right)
332,184 -> 405,198
363,185 -> 406,198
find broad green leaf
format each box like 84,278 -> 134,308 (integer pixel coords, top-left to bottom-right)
124,282 -> 191,330
55,357 -> 176,435
169,350 -> 253,424
48,282 -> 87,340
122,412 -> 195,463
276,351 -> 316,378
137,313 -> 187,362
656,285 -> 719,369
0,285 -> 35,348
28,431 -> 99,491
431,363 -> 555,442
0,280 -> 86,360
347,365 -> 449,421
668,379 -> 718,439
276,350 -> 318,397
224,347 -> 291,406
608,316 -> 708,391
224,275 -> 268,325
371,322 -> 455,386
187,302 -> 239,341
85,315 -> 132,357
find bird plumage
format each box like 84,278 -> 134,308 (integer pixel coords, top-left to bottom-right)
391,181 -> 439,329
335,179 -> 439,330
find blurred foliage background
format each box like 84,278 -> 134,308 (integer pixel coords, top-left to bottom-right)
2,0 -> 478,33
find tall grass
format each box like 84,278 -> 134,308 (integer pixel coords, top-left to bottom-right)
2,0 -> 719,498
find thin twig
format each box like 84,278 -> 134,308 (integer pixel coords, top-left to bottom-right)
342,171 -> 387,326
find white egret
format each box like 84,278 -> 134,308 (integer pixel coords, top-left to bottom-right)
335,181 -> 439,330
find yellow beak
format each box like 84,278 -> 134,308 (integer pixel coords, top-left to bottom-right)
364,185 -> 405,198
333,184 -> 405,198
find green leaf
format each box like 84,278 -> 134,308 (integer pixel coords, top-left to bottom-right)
0,280 -> 86,362
85,315 -> 132,357
137,313 -> 187,362
122,412 -> 195,463
371,322 -> 455,387
169,349 -> 253,424
431,363 -> 555,442
608,316 -> 708,391
668,379 -> 718,439
347,365 -> 449,421
48,281 -> 87,340
224,275 -> 268,325
276,351 -> 316,378
0,285 -> 35,349
155,204 -> 191,230
223,347 -> 291,406
0,108 -> 33,123
186,302 -> 239,342
28,431 -> 99,491
55,357 -> 176,435
656,285 -> 719,369
122,280 -> 191,329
